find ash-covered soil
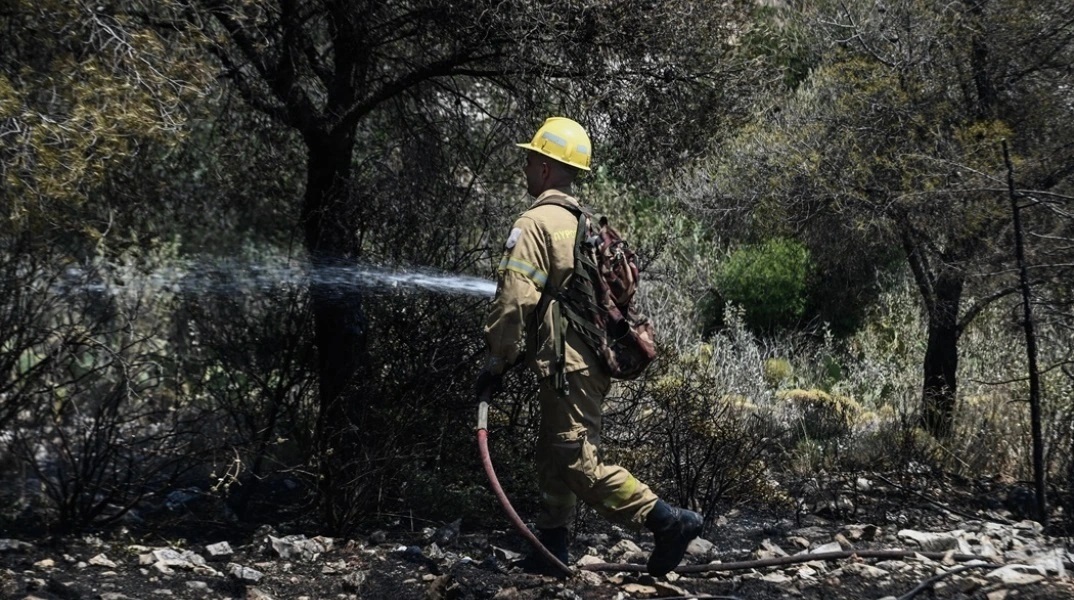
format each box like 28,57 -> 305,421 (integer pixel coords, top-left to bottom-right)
3,475 -> 1074,600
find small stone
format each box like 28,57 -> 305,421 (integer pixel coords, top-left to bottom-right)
341,570 -> 368,592
0,539 -> 34,553
987,564 -> 1045,585
576,554 -> 604,567
609,539 -> 644,562
756,539 -> 789,559
228,563 -> 265,584
247,587 -> 275,600
762,572 -> 792,583
576,570 -> 603,586
810,542 -> 842,554
686,537 -> 714,557
840,563 -> 888,578
898,529 -> 965,552
205,542 -> 233,558
321,559 -> 347,575
788,536 -> 811,550
153,562 -> 175,575
186,581 -> 209,591
33,559 -> 55,569
89,553 -> 118,568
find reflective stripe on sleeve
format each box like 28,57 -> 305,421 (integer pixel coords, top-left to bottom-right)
498,256 -> 548,288
602,475 -> 639,510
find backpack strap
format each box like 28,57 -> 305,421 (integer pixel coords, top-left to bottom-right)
529,194 -> 588,396
529,195 -> 610,393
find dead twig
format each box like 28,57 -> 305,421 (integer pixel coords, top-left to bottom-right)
895,563 -> 993,600
874,473 -> 1014,525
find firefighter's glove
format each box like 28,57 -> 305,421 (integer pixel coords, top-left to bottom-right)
475,368 -> 503,401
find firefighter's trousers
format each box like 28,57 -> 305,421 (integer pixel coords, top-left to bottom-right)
534,367 -> 659,530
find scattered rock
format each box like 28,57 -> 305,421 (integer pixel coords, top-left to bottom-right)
810,541 -> 842,554
246,587 -> 275,600
88,553 -> 118,568
228,563 -> 265,584
756,539 -> 789,559
205,542 -> 233,559
761,572 -> 792,583
608,539 -> 644,563
0,539 -> 34,553
987,563 -> 1046,585
837,563 -> 888,578
268,535 -> 333,561
686,537 -> 714,558
320,559 -> 347,575
576,555 -> 604,567
341,570 -> 368,592
621,582 -> 658,595
898,529 -> 964,552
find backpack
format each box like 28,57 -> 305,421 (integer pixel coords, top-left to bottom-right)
537,197 -> 657,383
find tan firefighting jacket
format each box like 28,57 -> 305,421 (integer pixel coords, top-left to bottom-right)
484,189 -> 601,378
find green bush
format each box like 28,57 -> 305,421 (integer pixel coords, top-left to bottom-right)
714,238 -> 812,333
779,388 -> 860,441
763,358 -> 794,388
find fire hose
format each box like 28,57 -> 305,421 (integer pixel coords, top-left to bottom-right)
477,395 -> 1014,579
477,394 -> 574,577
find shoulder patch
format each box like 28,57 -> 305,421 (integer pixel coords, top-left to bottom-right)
505,227 -> 522,249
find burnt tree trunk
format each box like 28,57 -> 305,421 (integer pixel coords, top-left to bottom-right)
1004,141 -> 1047,524
920,275 -> 963,439
302,130 -> 370,530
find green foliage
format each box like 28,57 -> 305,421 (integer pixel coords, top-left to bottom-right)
0,1 -> 210,246
778,388 -> 861,441
713,238 -> 812,333
736,4 -> 818,90
763,358 -> 794,388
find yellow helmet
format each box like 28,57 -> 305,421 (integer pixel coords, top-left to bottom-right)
516,117 -> 592,171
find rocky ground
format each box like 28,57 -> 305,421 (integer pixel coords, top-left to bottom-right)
2,476 -> 1074,600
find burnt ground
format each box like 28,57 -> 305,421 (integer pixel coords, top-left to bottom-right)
2,475 -> 1074,600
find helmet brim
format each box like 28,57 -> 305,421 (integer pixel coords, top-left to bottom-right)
515,143 -> 592,171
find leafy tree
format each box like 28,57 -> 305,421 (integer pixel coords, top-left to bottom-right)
180,0 -> 759,528
700,0 -> 1074,437
0,0 -> 209,248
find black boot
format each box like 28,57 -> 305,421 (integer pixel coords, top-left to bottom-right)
644,500 -> 703,577
537,527 -> 569,566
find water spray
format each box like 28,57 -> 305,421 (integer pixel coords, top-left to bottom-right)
58,257 -> 497,299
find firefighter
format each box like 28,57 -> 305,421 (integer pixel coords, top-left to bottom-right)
477,117 -> 702,577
